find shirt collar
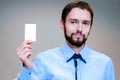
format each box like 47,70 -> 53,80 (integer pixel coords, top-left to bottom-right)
60,43 -> 89,62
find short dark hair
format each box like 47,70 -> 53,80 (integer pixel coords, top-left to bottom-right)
61,1 -> 94,26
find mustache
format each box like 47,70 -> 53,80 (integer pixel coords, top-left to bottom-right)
73,30 -> 82,35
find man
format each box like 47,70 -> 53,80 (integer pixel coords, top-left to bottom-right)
16,1 -> 114,80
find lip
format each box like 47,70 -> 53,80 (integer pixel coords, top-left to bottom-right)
73,34 -> 83,38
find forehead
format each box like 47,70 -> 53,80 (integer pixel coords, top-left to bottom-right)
66,8 -> 91,21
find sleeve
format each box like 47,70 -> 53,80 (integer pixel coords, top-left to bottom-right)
105,58 -> 115,80
15,54 -> 51,80
15,67 -> 32,80
30,55 -> 49,80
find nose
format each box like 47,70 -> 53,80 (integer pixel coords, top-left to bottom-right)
76,22 -> 82,32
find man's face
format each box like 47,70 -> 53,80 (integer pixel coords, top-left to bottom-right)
62,8 -> 91,47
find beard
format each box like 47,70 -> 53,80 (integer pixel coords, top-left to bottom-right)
64,29 -> 87,47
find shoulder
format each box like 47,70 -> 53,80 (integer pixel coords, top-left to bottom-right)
32,47 -> 62,65
35,47 -> 61,59
88,48 -> 112,62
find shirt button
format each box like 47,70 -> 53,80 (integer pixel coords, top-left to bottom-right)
29,72 -> 31,75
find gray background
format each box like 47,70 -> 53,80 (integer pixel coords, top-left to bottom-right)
0,0 -> 120,80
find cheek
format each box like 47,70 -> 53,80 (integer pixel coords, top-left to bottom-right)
65,28 -> 72,36
82,28 -> 91,37
65,24 -> 75,36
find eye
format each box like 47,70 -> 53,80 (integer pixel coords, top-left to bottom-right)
70,20 -> 78,24
82,20 -> 90,25
70,21 -> 76,24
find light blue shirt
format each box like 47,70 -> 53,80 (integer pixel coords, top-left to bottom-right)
17,43 -> 114,80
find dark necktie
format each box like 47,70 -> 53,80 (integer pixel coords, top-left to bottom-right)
66,53 -> 86,80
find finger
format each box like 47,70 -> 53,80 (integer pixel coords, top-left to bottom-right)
18,50 -> 32,62
17,40 -> 32,51
16,46 -> 32,59
16,42 -> 32,55
22,48 -> 32,56
22,51 -> 31,60
22,44 -> 32,52
24,40 -> 32,45
20,47 -> 32,56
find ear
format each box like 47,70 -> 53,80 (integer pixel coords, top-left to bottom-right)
60,19 -> 65,31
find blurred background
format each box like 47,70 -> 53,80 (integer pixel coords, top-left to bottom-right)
0,0 -> 120,80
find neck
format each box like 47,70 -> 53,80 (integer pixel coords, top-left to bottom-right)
66,41 -> 85,54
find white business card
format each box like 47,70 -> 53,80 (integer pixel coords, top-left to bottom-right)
25,24 -> 36,42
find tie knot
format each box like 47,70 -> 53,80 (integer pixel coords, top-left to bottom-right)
66,53 -> 86,63
73,54 -> 80,59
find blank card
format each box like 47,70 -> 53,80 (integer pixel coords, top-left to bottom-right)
25,24 -> 36,42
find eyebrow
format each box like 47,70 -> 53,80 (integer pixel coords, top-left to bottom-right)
68,19 -> 79,21
68,18 -> 91,22
82,20 -> 91,23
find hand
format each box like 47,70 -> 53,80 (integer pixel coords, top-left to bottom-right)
16,40 -> 32,69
